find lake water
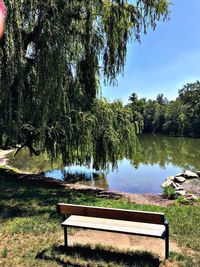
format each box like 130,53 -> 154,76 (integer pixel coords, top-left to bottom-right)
8,134 -> 200,194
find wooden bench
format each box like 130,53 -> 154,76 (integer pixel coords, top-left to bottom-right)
57,203 -> 169,259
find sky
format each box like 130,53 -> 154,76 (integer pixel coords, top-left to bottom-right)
101,0 -> 200,103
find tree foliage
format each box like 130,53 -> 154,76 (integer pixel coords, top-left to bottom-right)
0,0 -> 169,167
128,81 -> 200,138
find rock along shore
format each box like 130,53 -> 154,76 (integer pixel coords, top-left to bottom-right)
162,170 -> 200,201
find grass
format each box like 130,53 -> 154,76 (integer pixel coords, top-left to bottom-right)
0,168 -> 200,266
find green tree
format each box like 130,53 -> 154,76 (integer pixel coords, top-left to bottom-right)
142,99 -> 157,132
153,94 -> 168,132
178,81 -> 200,136
128,93 -> 168,134
128,82 -> 200,138
163,100 -> 183,135
156,93 -> 168,105
127,93 -> 145,133
0,0 -> 169,165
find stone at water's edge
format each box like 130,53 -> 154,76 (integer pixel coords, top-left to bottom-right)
161,176 -> 175,188
184,170 -> 198,179
171,182 -> 183,191
174,176 -> 186,183
167,176 -> 175,181
162,179 -> 173,188
185,194 -> 198,201
162,170 -> 200,201
175,173 -> 185,178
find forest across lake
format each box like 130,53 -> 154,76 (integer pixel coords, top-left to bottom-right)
8,134 -> 200,194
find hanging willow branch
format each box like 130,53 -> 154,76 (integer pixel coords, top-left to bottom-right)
0,0 -> 170,168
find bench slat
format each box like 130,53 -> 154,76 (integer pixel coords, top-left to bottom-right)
57,203 -> 165,225
62,215 -> 166,238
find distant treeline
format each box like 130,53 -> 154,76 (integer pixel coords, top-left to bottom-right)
126,81 -> 200,137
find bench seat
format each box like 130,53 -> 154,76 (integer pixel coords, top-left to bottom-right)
62,215 -> 166,238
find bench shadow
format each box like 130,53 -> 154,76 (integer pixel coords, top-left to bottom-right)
36,244 -> 161,267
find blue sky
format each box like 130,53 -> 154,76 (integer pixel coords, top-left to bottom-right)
101,0 -> 200,103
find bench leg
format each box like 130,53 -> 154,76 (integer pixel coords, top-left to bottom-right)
64,226 -> 68,247
165,225 -> 169,259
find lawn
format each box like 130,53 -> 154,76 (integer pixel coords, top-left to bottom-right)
0,168 -> 199,266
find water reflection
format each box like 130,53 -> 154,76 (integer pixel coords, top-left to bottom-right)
45,166 -> 109,189
135,134 -> 200,171
8,134 -> 200,193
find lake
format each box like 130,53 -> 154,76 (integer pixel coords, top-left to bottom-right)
8,134 -> 200,194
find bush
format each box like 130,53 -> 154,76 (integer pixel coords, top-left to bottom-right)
162,186 -> 176,199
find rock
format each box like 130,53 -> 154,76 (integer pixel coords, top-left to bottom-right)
185,194 -> 198,201
162,176 -> 175,188
175,190 -> 186,196
184,170 -> 198,179
171,182 -> 183,190
162,180 -> 173,188
175,173 -> 185,178
196,171 -> 200,177
166,176 -> 175,181
174,176 -> 186,183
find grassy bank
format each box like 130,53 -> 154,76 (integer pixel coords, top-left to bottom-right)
0,168 -> 199,267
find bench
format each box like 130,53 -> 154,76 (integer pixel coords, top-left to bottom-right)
57,203 -> 169,259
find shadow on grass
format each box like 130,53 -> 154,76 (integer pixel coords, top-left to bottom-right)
0,168 -> 100,221
36,244 -> 161,267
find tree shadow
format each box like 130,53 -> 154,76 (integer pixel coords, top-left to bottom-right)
0,168 -> 113,221
36,244 -> 161,267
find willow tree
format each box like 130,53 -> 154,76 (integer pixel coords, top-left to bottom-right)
0,0 -> 169,167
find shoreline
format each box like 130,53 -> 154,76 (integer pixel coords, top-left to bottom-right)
0,149 -> 199,207
0,165 -> 173,206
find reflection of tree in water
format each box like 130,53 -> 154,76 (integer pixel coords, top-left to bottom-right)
130,134 -> 200,171
8,134 -> 140,173
63,170 -> 109,189
8,148 -> 62,173
7,134 -> 200,176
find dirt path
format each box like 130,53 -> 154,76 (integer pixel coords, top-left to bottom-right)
0,149 -> 14,166
69,229 -> 186,260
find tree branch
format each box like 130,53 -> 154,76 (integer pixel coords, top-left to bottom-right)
14,141 -> 40,157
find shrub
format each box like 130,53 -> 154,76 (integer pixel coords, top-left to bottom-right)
162,186 -> 176,199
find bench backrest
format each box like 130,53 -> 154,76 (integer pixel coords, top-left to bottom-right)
57,203 -> 165,225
